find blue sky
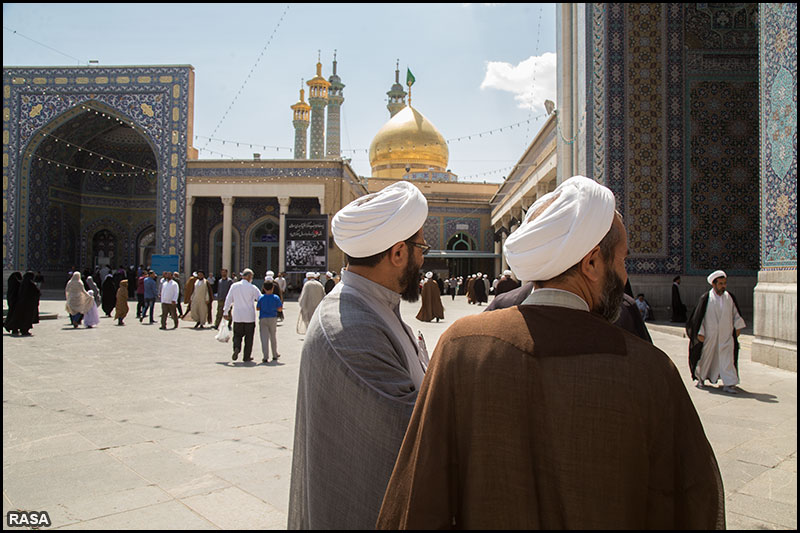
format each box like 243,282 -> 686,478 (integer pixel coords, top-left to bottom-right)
3,3 -> 557,183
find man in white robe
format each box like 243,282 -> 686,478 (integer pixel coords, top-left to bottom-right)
296,272 -> 326,335
190,270 -> 212,329
689,270 -> 746,393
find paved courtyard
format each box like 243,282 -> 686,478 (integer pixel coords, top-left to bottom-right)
3,295 -> 796,529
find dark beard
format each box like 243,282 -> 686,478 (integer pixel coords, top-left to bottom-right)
400,254 -> 422,303
596,267 -> 625,323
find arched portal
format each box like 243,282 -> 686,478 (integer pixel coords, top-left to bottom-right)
210,223 -> 240,277
21,102 -> 158,272
247,216 -> 280,280
137,226 -> 156,268
446,232 -> 478,277
4,65 -> 193,275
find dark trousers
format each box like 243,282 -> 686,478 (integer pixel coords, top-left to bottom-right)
233,322 -> 256,359
161,303 -> 179,328
137,294 -> 145,317
214,300 -> 230,328
141,298 -> 156,322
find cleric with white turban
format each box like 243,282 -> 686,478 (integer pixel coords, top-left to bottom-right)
707,270 -> 726,285
332,181 -> 428,258
290,182 -> 432,530
504,175 -> 616,282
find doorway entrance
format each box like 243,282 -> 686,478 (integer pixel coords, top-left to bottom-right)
249,217 -> 279,279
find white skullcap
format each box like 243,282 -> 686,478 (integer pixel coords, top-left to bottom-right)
425,271 -> 433,279
504,176 -> 616,281
332,181 -> 428,258
707,270 -> 726,284
266,270 -> 275,278
327,271 -> 334,278
503,270 -> 513,277
306,272 -> 315,278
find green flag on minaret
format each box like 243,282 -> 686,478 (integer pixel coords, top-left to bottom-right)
406,68 -> 415,87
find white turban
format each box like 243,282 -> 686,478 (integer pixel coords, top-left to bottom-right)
425,271 -> 433,279
707,270 -> 726,284
306,272 -> 315,279
504,176 -> 616,281
266,270 -> 275,278
503,270 -> 513,277
332,181 -> 428,258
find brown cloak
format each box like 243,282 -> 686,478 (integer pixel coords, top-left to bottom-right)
114,280 -> 129,319
183,276 -> 196,304
416,280 -> 444,322
377,305 -> 724,530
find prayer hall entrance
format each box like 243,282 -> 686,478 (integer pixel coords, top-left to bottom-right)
20,102 -> 158,276
423,232 -> 498,279
249,217 -> 280,280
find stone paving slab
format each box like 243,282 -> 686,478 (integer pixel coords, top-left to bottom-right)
3,296 -> 796,529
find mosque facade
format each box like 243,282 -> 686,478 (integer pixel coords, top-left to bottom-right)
3,59 -> 498,291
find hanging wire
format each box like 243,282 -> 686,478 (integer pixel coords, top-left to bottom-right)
200,4 -> 290,150
3,25 -> 84,65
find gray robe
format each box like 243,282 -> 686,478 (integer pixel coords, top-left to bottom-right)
288,278 -> 418,530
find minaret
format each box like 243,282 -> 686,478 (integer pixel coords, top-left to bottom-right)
326,51 -> 345,159
290,80 -> 311,159
386,59 -> 407,118
307,52 -> 330,160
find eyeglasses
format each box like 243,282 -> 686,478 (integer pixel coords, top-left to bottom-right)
406,240 -> 431,255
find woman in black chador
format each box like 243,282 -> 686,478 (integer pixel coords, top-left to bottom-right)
4,272 -> 23,335
4,271 -> 40,336
101,274 -> 117,317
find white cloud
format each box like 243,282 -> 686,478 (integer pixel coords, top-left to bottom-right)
480,52 -> 557,112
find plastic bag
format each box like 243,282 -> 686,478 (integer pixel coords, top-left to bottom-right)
215,322 -> 232,343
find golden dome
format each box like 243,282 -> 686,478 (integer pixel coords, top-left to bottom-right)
369,105 -> 449,178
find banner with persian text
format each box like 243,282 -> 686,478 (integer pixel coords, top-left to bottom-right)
284,216 -> 328,272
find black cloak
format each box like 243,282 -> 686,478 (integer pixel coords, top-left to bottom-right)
671,283 -> 687,322
101,275 -> 117,316
3,272 -> 23,332
686,290 -> 742,380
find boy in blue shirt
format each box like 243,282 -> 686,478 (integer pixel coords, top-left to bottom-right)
257,281 -> 283,363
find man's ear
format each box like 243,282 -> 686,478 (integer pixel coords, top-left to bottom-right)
579,245 -> 604,283
388,241 -> 408,268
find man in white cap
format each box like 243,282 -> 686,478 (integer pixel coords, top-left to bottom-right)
378,176 -> 723,530
494,269 -> 521,296
687,270 -> 746,393
295,272 -> 325,335
323,271 -> 336,294
416,271 -> 444,322
289,181 -> 430,530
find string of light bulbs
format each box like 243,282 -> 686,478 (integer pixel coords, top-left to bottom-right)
28,153 -> 157,177
29,131 -> 158,174
195,112 -> 550,157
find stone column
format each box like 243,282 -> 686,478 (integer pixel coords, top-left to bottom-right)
494,229 -> 502,277
278,197 -> 290,273
221,196 -> 235,273
317,194 -> 325,215
184,196 -> 195,278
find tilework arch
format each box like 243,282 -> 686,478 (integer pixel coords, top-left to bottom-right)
3,65 -> 192,270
